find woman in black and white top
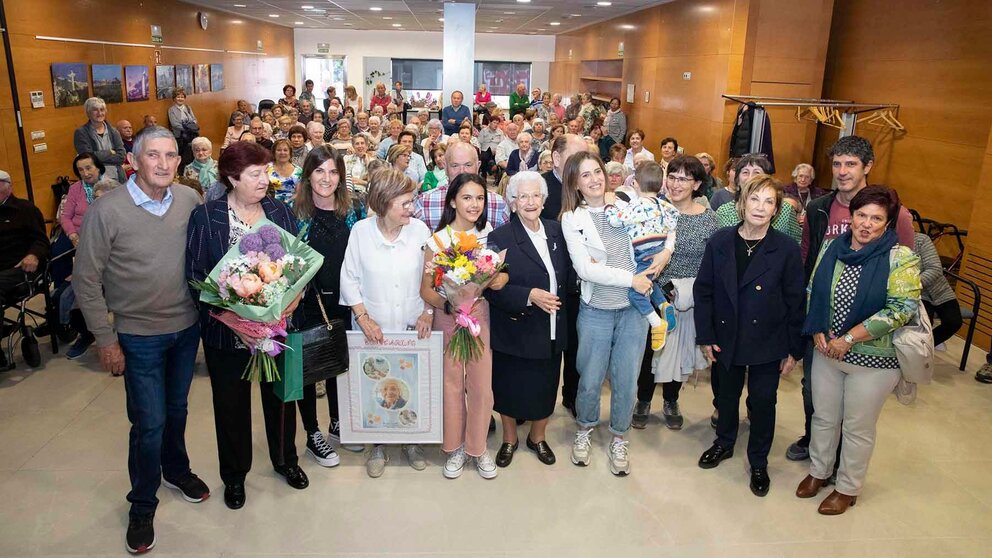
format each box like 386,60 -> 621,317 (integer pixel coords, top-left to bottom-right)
560,151 -> 658,477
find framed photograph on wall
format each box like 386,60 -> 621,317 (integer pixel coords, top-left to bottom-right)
92,64 -> 123,104
194,64 -> 210,94
51,63 -> 89,108
125,65 -> 149,102
210,63 -> 224,92
337,331 -> 443,445
155,65 -> 175,100
175,64 -> 193,94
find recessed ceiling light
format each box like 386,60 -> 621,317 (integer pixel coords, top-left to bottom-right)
438,17 -> 444,22
392,23 -> 402,27
537,28 -> 546,31
489,26 -> 499,29
619,24 -> 635,29
517,0 -> 531,3
571,14 -> 582,17
549,21 -> 560,26
383,16 -> 392,19
333,17 -> 344,20
231,19 -> 243,24
233,3 -> 246,7
294,21 -> 304,25
268,14 -> 279,18
301,4 -> 313,8
597,1 -> 612,5
370,6 -> 382,11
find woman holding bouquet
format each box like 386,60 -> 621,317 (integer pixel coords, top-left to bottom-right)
186,141 -> 308,511
560,151 -> 657,477
420,173 -> 509,480
339,168 -> 434,479
292,146 -> 367,468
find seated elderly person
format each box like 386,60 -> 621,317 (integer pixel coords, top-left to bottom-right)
604,161 -> 627,192
421,118 -> 448,154
306,121 -> 327,151
0,170 -> 49,367
183,136 -> 219,192
506,131 -> 539,177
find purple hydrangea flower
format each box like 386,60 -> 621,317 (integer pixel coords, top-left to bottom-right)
258,225 -> 282,245
264,243 -> 287,261
239,233 -> 264,255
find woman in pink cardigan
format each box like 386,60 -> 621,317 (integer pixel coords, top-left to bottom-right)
62,152 -> 105,247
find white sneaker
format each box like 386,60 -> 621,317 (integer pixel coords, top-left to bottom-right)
571,428 -> 593,466
476,450 -> 498,479
608,437 -> 630,476
443,447 -> 467,479
305,430 -> 340,468
366,445 -> 388,478
402,444 -> 427,471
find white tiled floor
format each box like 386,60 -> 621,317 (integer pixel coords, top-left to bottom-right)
1,330 -> 991,557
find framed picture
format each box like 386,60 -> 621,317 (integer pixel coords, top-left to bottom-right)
155,64 -> 175,100
210,63 -> 224,92
91,64 -> 123,104
51,63 -> 89,108
125,65 -> 149,102
194,63 -> 210,94
175,64 -> 193,94
337,331 -> 443,445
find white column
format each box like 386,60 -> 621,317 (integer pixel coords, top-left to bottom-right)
442,2 -> 476,105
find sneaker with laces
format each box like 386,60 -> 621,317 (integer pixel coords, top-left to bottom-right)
571,428 -> 593,466
785,439 -> 810,461
976,362 -> 992,384
125,514 -> 155,554
608,437 -> 630,476
161,472 -> 210,503
306,430 -> 340,467
402,444 -> 427,471
66,335 -> 95,360
443,447 -> 467,479
476,449 -> 498,479
662,400 -> 684,430
328,420 -> 364,452
366,445 -> 388,478
631,400 -> 650,429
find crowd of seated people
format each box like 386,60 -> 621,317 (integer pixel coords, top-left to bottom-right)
0,75 -> 979,555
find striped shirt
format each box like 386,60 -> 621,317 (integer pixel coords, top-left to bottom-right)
588,208 -> 635,310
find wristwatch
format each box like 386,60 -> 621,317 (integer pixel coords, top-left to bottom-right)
425,308 -> 434,316
842,333 -> 855,345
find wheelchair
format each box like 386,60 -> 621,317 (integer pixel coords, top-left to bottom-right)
1,252 -> 69,371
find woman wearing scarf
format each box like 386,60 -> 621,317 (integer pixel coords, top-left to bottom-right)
184,137 -> 218,192
796,185 -> 920,515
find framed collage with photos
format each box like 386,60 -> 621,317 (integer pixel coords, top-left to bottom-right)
337,331 -> 443,445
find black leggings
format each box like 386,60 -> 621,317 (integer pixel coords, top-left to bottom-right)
637,332 -> 683,403
924,299 -> 963,347
297,379 -> 341,434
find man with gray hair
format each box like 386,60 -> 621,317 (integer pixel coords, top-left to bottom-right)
414,141 -> 509,231
74,126 -> 207,554
250,117 -> 272,150
298,99 -> 316,125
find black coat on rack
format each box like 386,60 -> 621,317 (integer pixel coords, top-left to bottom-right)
729,103 -> 775,173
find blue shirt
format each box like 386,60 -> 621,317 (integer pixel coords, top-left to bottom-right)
376,137 -> 397,160
441,104 -> 471,136
126,175 -> 174,216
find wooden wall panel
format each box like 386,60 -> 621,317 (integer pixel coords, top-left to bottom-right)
2,0 -> 294,220
815,0 -> 992,229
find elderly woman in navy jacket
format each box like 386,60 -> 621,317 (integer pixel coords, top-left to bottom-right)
485,171 -> 572,468
693,175 -> 805,497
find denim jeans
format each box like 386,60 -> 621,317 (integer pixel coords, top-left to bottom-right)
576,302 -> 648,435
118,323 -> 200,518
628,246 -> 666,317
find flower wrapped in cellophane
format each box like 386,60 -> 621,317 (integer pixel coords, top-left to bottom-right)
429,227 -> 506,363
191,220 -> 324,381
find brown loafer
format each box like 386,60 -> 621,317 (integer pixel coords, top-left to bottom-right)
796,474 -> 828,498
818,490 -> 857,515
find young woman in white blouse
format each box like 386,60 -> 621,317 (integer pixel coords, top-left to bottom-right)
339,168 -> 433,479
560,151 -> 659,477
420,173 -> 508,481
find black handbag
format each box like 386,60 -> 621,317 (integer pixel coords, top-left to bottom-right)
295,293 -> 350,386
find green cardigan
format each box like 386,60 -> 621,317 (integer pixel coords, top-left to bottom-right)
807,244 -> 922,360
509,91 -> 530,116
715,199 -> 803,244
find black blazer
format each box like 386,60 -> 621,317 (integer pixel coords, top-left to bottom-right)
693,227 -> 805,368
186,195 -> 299,351
540,170 -> 562,222
485,217 -> 572,360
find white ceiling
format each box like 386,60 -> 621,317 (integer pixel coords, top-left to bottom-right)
181,0 -> 668,34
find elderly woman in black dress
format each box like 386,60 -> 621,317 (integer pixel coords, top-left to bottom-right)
486,171 -> 572,467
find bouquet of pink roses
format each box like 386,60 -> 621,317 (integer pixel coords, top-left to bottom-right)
428,227 -> 506,363
191,220 -> 324,381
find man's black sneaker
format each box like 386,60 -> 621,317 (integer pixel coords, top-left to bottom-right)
162,472 -> 210,503
125,514 -> 155,554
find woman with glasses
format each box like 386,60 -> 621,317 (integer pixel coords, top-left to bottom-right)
714,154 -> 802,243
340,168 -> 434,478
632,156 -> 720,431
